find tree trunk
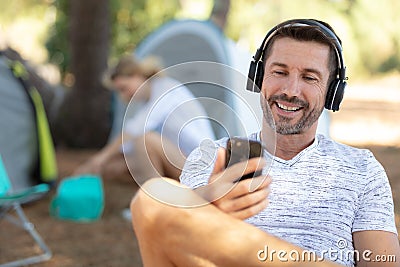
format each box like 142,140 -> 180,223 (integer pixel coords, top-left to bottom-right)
209,0 -> 230,30
54,0 -> 112,148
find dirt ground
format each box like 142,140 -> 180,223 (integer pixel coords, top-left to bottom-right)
0,149 -> 143,267
1,94 -> 400,267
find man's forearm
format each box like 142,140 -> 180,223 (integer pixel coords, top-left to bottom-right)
131,178 -> 342,267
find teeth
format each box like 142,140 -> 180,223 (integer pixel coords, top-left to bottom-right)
277,103 -> 301,111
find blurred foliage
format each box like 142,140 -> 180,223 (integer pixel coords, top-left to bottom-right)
45,0 -> 179,81
337,0 -> 400,76
225,0 -> 400,80
0,0 -> 54,63
0,0 -> 49,23
45,0 -> 69,76
1,0 -> 399,81
110,0 -> 180,58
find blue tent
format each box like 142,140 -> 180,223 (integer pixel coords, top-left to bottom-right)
0,51 -> 57,191
0,56 -> 37,190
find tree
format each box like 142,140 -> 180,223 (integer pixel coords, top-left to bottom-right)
53,0 -> 111,148
209,0 -> 230,30
47,0 -> 179,148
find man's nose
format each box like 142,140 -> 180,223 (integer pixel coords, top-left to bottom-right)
282,75 -> 301,97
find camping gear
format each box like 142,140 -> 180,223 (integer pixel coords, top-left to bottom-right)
0,51 -> 58,191
50,175 -> 104,222
0,155 -> 52,267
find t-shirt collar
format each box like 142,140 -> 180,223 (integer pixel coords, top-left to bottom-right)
255,132 -> 320,166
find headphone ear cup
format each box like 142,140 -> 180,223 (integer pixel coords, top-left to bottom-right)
325,80 -> 336,110
331,81 -> 346,111
246,61 -> 257,92
254,61 -> 264,93
325,79 -> 346,111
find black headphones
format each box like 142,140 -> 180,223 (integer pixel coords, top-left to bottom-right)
246,19 -> 347,111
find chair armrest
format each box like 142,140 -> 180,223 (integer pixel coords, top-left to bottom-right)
0,184 -> 49,202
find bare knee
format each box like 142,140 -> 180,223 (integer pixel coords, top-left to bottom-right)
130,178 -> 161,227
130,177 -> 194,232
130,178 -> 177,266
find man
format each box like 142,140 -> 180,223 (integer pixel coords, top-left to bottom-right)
131,19 -> 400,266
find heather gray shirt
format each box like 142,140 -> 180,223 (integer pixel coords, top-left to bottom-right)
180,133 -> 397,266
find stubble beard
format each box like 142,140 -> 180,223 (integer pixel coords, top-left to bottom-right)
261,94 -> 324,135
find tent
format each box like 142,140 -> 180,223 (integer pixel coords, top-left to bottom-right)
0,50 -> 57,191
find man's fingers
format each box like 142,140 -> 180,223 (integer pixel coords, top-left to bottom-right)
205,150 -> 270,204
231,197 -> 270,220
217,157 -> 267,184
210,148 -> 227,178
217,186 -> 270,213
222,175 -> 271,199
207,173 -> 272,204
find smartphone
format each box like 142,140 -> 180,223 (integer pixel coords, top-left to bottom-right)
225,137 -> 264,182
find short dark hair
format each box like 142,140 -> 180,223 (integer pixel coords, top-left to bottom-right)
262,22 -> 340,85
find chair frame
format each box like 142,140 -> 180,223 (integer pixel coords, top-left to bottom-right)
0,158 -> 52,267
0,201 -> 52,267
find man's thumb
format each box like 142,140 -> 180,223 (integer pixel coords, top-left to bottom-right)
209,148 -> 226,183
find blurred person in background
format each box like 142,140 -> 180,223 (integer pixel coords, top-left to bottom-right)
75,54 -> 215,185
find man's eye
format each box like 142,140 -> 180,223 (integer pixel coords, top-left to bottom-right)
273,70 -> 286,76
304,76 -> 317,82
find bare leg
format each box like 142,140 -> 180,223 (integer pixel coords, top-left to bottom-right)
131,178 -> 342,267
128,132 -> 186,184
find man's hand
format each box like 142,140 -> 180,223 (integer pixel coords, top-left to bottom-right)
198,148 -> 271,220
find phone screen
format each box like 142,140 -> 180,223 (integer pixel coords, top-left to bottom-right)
225,137 -> 263,182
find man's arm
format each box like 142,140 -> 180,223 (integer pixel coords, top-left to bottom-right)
353,231 -> 400,267
130,149 -> 341,266
131,177 -> 342,267
352,151 -> 400,266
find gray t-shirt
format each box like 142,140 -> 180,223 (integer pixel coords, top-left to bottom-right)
180,133 -> 397,266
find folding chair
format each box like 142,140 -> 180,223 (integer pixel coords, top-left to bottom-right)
0,156 -> 52,267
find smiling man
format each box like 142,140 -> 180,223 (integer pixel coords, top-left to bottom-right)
262,38 -> 328,134
178,19 -> 400,266
130,19 -> 400,267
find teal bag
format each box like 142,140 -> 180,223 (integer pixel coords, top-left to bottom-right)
50,175 -> 104,222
